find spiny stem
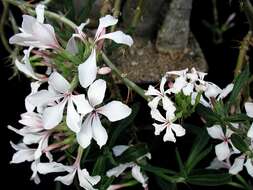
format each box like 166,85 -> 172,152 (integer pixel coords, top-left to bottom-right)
101,51 -> 150,102
234,31 -> 252,77
0,1 -> 12,53
4,0 -> 78,30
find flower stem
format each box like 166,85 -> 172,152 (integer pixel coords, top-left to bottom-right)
234,31 -> 252,77
101,51 -> 150,101
3,0 -> 78,30
110,0 -> 122,32
0,1 -> 12,53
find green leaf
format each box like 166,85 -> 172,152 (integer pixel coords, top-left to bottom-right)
175,148 -> 186,176
187,171 -> 232,186
185,129 -> 210,174
155,176 -> 177,190
230,134 -> 250,153
196,104 -> 220,124
140,164 -> 177,175
108,103 -> 140,148
92,155 -> 107,176
117,144 -> 149,163
226,114 -> 253,122
228,65 -> 250,106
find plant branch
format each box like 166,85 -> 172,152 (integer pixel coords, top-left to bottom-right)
4,0 -> 78,30
101,51 -> 150,102
0,1 -> 12,53
234,31 -> 252,77
110,0 -> 122,32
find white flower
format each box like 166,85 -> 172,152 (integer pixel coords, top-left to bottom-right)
77,79 -> 132,148
206,157 -> 231,170
37,162 -> 101,190
245,102 -> 253,138
28,72 -> 91,131
66,21 -> 89,54
229,154 -> 253,177
151,109 -> 185,142
207,125 -> 236,161
106,145 -> 149,189
145,76 -> 174,110
9,5 -> 59,49
204,83 -> 234,101
167,68 -> 207,96
78,15 -> 133,88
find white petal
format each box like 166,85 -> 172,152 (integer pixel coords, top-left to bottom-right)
88,79 -> 106,107
170,76 -> 187,94
112,145 -> 129,157
15,59 -> 38,80
182,83 -> 194,96
148,96 -> 161,109
106,163 -> 134,177
244,159 -> 253,177
25,82 -> 41,112
30,160 -> 41,184
166,68 -> 188,76
78,168 -> 100,189
163,127 -> 176,142
37,162 -> 67,174
27,89 -> 60,107
131,165 -> 147,186
153,123 -> 166,135
245,102 -> 253,118
42,100 -> 67,129
10,142 -> 35,163
145,85 -> 161,96
205,82 -> 222,99
48,72 -> 70,93
229,156 -> 245,175
247,123 -> 253,138
55,169 -> 76,185
95,15 -> 118,39
206,157 -> 230,170
217,83 -> 234,100
171,123 -> 186,137
71,94 -> 93,115
77,115 -> 93,149
215,142 -> 230,161
21,15 -> 37,33
162,97 -> 176,112
98,101 -> 132,122
78,49 -> 97,88
150,109 -> 166,123
206,125 -> 224,140
66,35 -> 78,55
97,31 -> 133,46
66,99 -> 81,133
92,114 -> 108,148
35,4 -> 45,23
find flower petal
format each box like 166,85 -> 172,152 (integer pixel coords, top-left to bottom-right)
163,127 -> 176,142
71,94 -> 93,115
148,96 -> 161,109
229,156 -> 245,175
217,83 -> 234,100
145,85 -> 160,96
78,168 -> 100,189
55,169 -> 76,185
77,115 -> 93,149
206,125 -> 224,140
215,142 -> 230,161
10,142 -> 35,163
88,79 -> 106,107
35,4 -> 45,23
37,162 -> 67,174
112,145 -> 129,157
162,96 -> 176,112
92,114 -> 108,148
78,49 -> 97,88
247,123 -> 253,138
98,101 -> 132,122
245,102 -> 253,118
66,99 -> 81,133
244,159 -> 253,177
42,100 -> 67,129
48,72 -> 70,93
95,15 -> 118,39
97,31 -> 133,46
150,109 -> 166,123
153,123 -> 166,135
106,163 -> 134,177
171,123 -> 186,137
131,165 -> 147,187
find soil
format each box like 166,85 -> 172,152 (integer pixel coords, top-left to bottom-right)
111,32 -> 208,83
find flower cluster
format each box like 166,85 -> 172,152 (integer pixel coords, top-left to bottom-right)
8,4 -> 133,189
